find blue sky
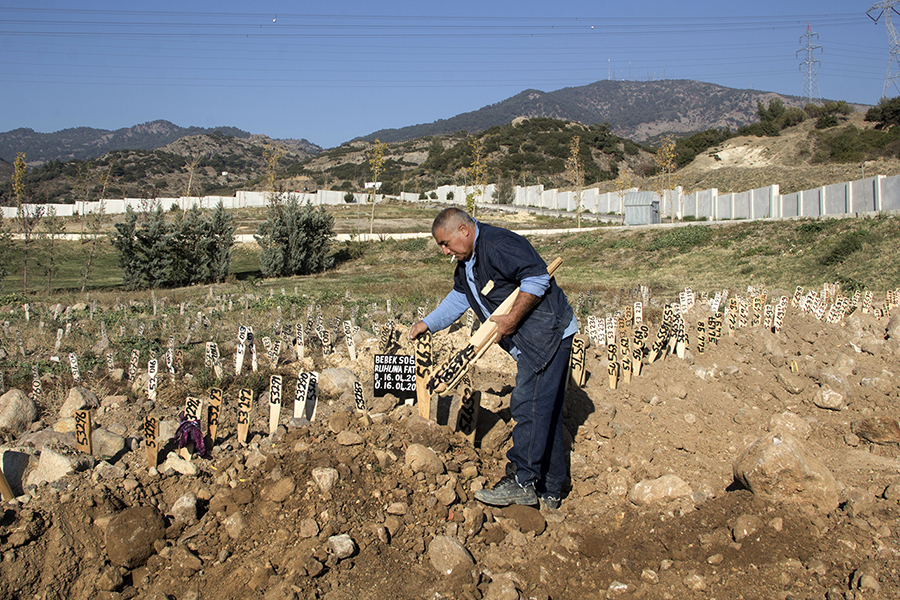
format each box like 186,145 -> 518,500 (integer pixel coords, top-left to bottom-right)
0,1 -> 891,148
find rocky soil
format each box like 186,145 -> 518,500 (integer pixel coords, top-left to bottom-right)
1,286 -> 900,600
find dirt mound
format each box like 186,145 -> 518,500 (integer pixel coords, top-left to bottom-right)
2,288 -> 900,600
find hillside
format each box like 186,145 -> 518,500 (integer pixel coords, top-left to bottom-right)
0,120 -> 322,166
0,133 -> 319,205
356,80 -> 866,144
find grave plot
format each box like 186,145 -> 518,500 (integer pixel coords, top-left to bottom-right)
0,281 -> 899,600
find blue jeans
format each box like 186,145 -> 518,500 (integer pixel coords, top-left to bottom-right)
507,335 -> 572,497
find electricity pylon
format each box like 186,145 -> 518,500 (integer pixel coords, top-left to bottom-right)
797,23 -> 822,105
868,1 -> 900,97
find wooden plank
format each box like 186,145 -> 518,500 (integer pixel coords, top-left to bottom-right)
415,331 -> 433,420
237,389 -> 253,445
143,414 -> 159,469
74,409 -> 92,455
428,257 -> 562,395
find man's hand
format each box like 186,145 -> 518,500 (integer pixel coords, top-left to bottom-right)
408,321 -> 430,340
489,291 -> 540,339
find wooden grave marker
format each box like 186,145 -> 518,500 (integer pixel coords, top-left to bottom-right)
569,334 -> 587,388
632,326 -> 646,378
343,320 -> 356,361
415,331 -> 433,420
619,328 -> 632,384
697,321 -> 706,354
304,372 -> 319,421
68,353 -> 81,382
456,372 -> 481,444
268,375 -> 283,436
15,330 -> 25,357
208,388 -> 222,446
237,389 -> 253,445
294,372 -> 310,419
74,409 -> 92,455
270,339 -> 282,368
128,349 -> 140,381
31,364 -> 42,402
354,380 -> 365,412
607,343 -> 618,390
295,323 -> 305,360
147,359 -> 158,401
143,414 -> 159,468
54,328 -> 63,353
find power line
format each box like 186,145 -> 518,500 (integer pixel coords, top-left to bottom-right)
798,23 -> 822,104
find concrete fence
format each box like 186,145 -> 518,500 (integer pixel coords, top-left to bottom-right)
3,174 -> 899,223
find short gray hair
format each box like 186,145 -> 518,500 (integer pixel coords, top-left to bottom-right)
432,207 -> 474,235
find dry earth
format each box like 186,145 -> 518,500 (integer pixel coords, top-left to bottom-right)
1,285 -> 900,600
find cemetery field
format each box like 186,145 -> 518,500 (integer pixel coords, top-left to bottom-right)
2,207 -> 900,600
4,207 -> 900,303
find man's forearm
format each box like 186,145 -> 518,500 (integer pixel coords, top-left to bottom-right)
490,291 -> 541,339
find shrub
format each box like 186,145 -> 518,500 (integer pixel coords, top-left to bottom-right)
429,191 -> 438,199
343,192 -> 356,203
816,115 -> 839,129
446,191 -> 454,201
646,225 -> 712,251
255,194 -> 335,277
110,201 -> 235,289
820,230 -> 870,266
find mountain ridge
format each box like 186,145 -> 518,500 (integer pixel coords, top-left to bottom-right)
0,120 -> 322,165
355,79 -> 870,144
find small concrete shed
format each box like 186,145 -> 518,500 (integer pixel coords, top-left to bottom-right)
624,192 -> 661,226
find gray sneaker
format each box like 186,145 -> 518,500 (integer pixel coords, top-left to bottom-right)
474,475 -> 538,507
539,494 -> 561,510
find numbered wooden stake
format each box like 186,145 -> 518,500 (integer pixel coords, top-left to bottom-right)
456,373 -> 481,445
74,409 -> 92,455
293,372 -> 310,419
237,389 -> 253,445
607,344 -> 618,390
354,380 -> 365,412
207,388 -> 222,446
343,320 -> 356,361
143,414 -> 159,469
268,375 -> 283,436
304,372 -> 318,421
147,359 -> 158,401
569,335 -> 587,388
697,321 -> 706,354
415,331 -> 433,420
294,323 -> 305,360
185,395 -> 203,422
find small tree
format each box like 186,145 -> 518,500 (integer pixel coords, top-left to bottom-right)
41,206 -> 66,292
256,195 -> 335,277
495,178 -> 515,205
566,136 -> 584,227
466,136 -> 488,218
262,144 -> 285,194
12,152 -> 43,295
367,140 -> 386,235
135,204 -> 173,289
614,168 -> 634,215
207,200 -> 235,282
184,152 -> 202,198
654,135 -> 677,221
111,205 -> 142,290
